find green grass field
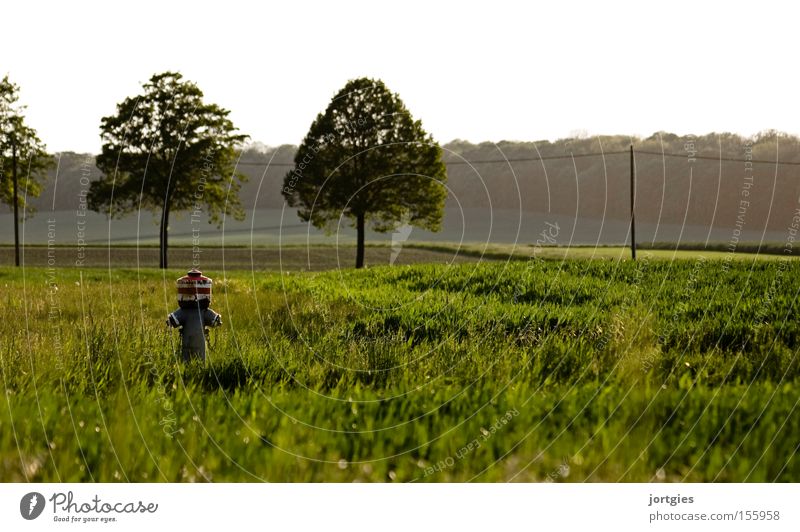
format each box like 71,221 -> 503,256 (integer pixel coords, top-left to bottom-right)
1,254 -> 799,481
1,242 -> 792,271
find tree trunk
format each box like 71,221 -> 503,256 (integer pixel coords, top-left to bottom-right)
12,141 -> 19,267
160,202 -> 170,269
355,212 -> 365,269
158,212 -> 163,269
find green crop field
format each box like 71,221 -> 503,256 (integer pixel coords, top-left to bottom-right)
1,255 -> 799,482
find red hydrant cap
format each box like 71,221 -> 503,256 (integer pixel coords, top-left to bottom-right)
176,268 -> 212,304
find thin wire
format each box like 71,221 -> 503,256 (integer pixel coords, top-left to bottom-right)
234,148 -> 800,168
636,149 -> 800,166
444,150 -> 630,165
235,150 -> 630,167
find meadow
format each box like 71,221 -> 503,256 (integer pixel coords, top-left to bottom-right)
1,253 -> 799,482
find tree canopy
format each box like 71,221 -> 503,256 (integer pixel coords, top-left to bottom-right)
88,71 -> 248,268
282,77 -> 447,268
0,75 -> 52,266
0,75 -> 51,216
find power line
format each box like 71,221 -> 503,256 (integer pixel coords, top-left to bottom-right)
635,149 -> 800,166
238,161 -> 294,167
235,148 -> 800,168
236,150 -> 630,168
443,150 -> 630,165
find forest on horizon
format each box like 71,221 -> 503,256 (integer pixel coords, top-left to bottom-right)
22,131 -> 798,232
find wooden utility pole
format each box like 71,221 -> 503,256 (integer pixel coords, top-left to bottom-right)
630,144 -> 636,261
12,139 -> 20,267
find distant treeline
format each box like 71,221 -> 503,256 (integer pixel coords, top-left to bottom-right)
24,131 -> 800,238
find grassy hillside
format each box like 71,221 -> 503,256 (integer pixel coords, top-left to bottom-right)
1,259 -> 799,481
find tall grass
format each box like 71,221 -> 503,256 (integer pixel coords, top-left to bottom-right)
1,259 -> 798,481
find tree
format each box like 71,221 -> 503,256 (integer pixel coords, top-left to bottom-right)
89,72 -> 248,269
0,75 -> 52,266
282,78 -> 447,268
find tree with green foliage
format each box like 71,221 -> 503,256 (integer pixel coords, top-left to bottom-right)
0,75 -> 52,266
89,72 -> 248,269
282,78 -> 447,268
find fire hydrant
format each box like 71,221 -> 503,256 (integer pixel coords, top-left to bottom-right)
166,268 -> 222,362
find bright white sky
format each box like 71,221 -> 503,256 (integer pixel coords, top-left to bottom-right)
3,0 -> 799,153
